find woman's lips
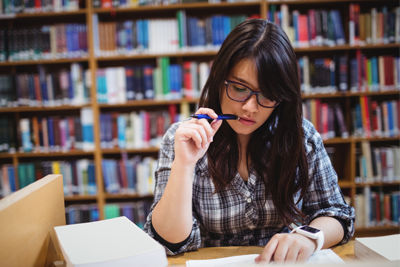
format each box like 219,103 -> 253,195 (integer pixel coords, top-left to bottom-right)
238,117 -> 256,126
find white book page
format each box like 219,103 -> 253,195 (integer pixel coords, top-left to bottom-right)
186,249 -> 345,267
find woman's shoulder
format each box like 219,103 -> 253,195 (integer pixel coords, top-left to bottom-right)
301,117 -> 323,154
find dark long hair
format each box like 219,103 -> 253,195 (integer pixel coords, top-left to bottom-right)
199,19 -> 309,226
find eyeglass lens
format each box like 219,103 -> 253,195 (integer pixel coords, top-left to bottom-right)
226,82 -> 277,107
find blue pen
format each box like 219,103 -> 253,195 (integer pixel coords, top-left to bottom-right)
190,114 -> 240,120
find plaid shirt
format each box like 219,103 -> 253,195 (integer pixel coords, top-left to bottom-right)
143,118 -> 355,255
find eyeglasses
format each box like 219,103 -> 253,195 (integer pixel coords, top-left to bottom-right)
225,80 -> 280,108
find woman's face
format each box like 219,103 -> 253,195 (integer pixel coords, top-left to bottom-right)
220,58 -> 276,138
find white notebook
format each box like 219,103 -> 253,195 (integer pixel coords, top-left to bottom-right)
54,216 -> 168,267
355,234 -> 400,261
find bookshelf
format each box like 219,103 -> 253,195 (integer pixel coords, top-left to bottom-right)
0,0 -> 399,237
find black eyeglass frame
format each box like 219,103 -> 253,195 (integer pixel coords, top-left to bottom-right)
224,80 -> 280,108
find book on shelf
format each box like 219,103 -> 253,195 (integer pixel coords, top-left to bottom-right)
92,13 -> 255,56
355,142 -> 400,184
355,234 -> 400,261
0,160 -> 97,197
354,186 -> 399,228
54,216 -> 168,267
0,25 -> 88,62
102,156 -> 157,196
269,5 -> 345,48
96,61 -> 210,104
350,52 -> 400,93
104,201 -> 152,229
0,164 -> 17,198
100,107 -> 183,150
0,0 -> 80,14
298,55 -> 348,94
352,98 -> 399,138
349,5 -> 400,46
302,100 -> 348,139
65,204 -> 100,225
0,64 -> 90,108
11,109 -> 93,153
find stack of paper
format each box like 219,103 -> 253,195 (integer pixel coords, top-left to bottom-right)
355,234 -> 400,261
54,216 -> 168,267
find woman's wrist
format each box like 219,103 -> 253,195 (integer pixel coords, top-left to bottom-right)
172,160 -> 196,173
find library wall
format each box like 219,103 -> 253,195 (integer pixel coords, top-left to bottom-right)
0,0 -> 399,237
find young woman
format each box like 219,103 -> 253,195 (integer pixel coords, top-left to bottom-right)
143,19 -> 355,264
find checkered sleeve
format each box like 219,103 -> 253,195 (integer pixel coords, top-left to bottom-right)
301,119 -> 355,244
143,122 -> 202,255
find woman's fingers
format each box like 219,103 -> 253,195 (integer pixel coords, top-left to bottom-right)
195,108 -> 219,119
255,236 -> 278,264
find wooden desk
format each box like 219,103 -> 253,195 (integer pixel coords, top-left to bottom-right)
168,241 -> 355,266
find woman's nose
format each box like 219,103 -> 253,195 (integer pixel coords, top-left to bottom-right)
242,94 -> 259,112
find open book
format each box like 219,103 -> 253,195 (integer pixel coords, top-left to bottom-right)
54,216 -> 168,267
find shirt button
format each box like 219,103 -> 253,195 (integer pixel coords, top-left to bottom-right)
247,198 -> 252,203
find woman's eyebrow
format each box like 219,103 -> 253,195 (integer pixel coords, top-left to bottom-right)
231,76 -> 257,89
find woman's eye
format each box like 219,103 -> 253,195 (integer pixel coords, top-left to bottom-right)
234,86 -> 247,92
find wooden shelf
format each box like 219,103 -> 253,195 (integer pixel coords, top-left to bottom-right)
13,9 -> 87,18
269,0 -> 388,4
355,226 -> 400,232
355,181 -> 400,187
64,195 -> 97,201
0,104 -> 91,113
347,90 -> 400,97
98,98 -> 199,108
338,181 -> 353,188
293,43 -> 399,52
353,136 -> 400,142
104,193 -> 154,199
0,57 -> 88,66
323,138 -> 352,144
96,51 -> 218,61
102,147 -> 160,154
0,151 -> 94,158
94,1 -> 260,14
302,92 -> 347,99
95,44 -> 399,61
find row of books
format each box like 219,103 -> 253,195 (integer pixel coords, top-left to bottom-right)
270,5 -> 345,48
302,101 -> 348,139
350,53 -> 400,93
356,143 -> 400,184
0,0 -> 80,14
0,24 -> 88,62
92,14 -> 256,56
65,204 -> 100,225
0,64 -> 90,108
349,5 -> 400,46
176,11 -> 252,49
50,160 -> 97,196
354,187 -> 399,228
96,60 -> 210,103
92,0 -> 256,8
102,157 -> 157,196
104,201 -> 152,229
0,118 -> 16,153
5,108 -> 94,153
99,106 -> 182,150
352,98 -> 399,138
0,160 -> 97,198
0,165 -> 16,198
298,55 -> 347,94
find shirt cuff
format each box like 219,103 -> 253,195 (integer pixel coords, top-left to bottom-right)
151,219 -> 191,253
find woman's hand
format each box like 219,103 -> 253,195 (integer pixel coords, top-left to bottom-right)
255,233 -> 317,264
174,108 -> 223,166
